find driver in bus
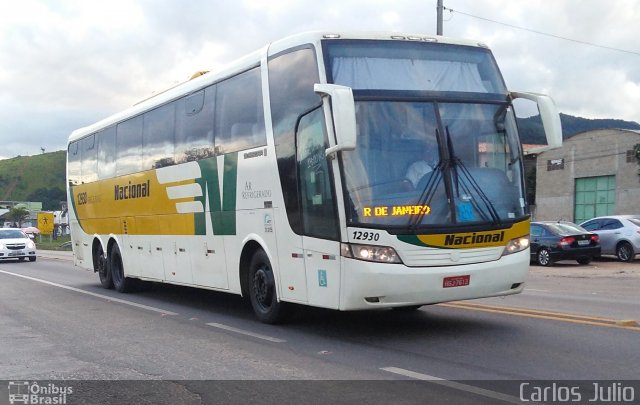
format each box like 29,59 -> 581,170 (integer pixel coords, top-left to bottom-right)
404,143 -> 438,189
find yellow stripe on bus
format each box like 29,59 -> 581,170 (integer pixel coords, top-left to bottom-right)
71,170 -> 199,235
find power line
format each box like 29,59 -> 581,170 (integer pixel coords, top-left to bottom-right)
443,6 -> 640,57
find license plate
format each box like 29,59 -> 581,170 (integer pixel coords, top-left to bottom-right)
443,275 -> 470,288
577,240 -> 590,246
8,252 -> 24,257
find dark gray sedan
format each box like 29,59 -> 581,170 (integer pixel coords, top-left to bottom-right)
530,221 -> 601,266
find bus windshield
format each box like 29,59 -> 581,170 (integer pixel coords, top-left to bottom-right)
324,40 -> 526,230
340,100 -> 527,230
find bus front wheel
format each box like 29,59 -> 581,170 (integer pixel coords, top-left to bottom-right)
248,249 -> 290,324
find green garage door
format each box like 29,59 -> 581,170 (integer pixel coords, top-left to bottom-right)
574,176 -> 615,224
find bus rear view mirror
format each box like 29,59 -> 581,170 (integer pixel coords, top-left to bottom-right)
511,91 -> 563,154
314,84 -> 357,155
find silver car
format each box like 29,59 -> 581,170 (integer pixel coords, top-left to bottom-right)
580,215 -> 640,262
0,228 -> 37,262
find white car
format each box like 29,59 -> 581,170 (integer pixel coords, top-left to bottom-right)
0,228 -> 37,262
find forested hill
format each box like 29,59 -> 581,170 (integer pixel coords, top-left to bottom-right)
518,113 -> 640,144
0,150 -> 66,210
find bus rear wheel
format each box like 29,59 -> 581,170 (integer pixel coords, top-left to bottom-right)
95,244 -> 112,289
248,249 -> 290,324
110,244 -> 135,293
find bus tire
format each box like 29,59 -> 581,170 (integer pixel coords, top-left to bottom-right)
95,244 -> 113,289
248,249 -> 290,324
110,244 -> 135,293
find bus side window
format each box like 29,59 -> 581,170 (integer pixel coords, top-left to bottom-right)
97,126 -> 116,179
143,102 -> 175,169
67,141 -> 81,186
81,134 -> 97,184
214,67 -> 266,154
116,116 -> 143,176
175,87 -> 215,163
296,108 -> 339,240
268,47 -> 322,235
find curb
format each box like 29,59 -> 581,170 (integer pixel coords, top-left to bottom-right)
38,250 -> 74,261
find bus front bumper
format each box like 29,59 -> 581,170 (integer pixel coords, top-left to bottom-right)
339,250 -> 529,310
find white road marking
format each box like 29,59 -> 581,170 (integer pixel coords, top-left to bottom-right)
206,322 -> 286,343
381,367 -> 524,404
0,270 -> 178,316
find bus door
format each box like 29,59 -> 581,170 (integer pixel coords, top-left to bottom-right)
297,108 -> 341,309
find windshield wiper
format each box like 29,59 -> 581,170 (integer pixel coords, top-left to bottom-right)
444,126 -> 501,225
452,157 -> 501,224
407,125 -> 506,231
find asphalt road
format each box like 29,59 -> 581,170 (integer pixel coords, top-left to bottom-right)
0,252 -> 638,404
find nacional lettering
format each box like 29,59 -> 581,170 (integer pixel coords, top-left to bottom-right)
444,231 -> 504,246
114,180 -> 150,201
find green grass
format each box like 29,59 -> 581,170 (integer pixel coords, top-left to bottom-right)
35,234 -> 72,251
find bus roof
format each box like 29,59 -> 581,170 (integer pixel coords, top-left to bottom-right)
68,31 -> 489,144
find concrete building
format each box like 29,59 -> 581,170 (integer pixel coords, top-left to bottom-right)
0,201 -> 43,227
534,129 -> 640,223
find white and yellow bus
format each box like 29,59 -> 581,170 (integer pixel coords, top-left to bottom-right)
67,32 -> 562,323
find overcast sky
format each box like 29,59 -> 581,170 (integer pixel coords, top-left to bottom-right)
1,0 -> 638,159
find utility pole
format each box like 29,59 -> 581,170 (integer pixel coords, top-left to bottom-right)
437,0 -> 444,35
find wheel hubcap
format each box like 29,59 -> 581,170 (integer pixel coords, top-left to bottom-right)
539,250 -> 549,265
98,255 -> 107,276
253,266 -> 273,308
619,246 -> 631,261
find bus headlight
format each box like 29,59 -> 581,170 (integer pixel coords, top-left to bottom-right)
341,243 -> 402,264
502,236 -> 530,256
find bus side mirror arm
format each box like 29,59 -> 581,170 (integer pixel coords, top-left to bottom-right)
314,84 -> 357,156
511,91 -> 563,153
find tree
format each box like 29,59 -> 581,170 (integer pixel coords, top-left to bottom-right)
6,206 -> 30,227
26,187 -> 66,211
